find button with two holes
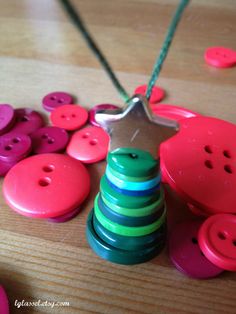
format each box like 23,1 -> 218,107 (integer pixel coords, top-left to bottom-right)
31,126 -> 69,154
134,85 -> 165,104
50,104 -> 88,131
205,46 -> 236,68
3,153 -> 90,218
42,91 -> 74,112
67,126 -> 110,163
0,104 -> 16,135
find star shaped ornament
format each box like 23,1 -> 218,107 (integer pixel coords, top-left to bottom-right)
95,94 -> 178,157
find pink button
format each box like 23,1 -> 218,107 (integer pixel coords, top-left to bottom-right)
0,285 -> 9,314
67,126 -> 110,163
0,133 -> 32,162
48,207 -> 81,223
9,108 -> 44,135
50,104 -> 88,131
151,104 -> 201,122
134,85 -> 165,104
31,126 -> 69,154
160,116 -> 236,215
169,220 -> 224,279
89,104 -> 119,127
205,47 -> 236,68
199,214 -> 236,271
0,104 -> 15,135
42,91 -> 74,112
3,154 -> 90,218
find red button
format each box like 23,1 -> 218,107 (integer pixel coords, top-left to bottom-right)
160,116 -> 236,215
3,154 -> 90,218
50,104 -> 88,131
134,85 -> 165,104
67,126 -> 110,163
151,104 -> 201,122
42,91 -> 73,112
205,47 -> 236,68
198,214 -> 236,271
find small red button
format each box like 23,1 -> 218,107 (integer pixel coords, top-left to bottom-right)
205,47 -> 236,68
50,104 -> 88,131
67,126 -> 110,163
42,91 -> 73,112
134,85 -> 165,104
3,154 -> 90,218
199,214 -> 236,271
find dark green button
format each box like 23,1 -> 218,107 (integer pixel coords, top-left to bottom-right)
93,210 -> 167,251
107,148 -> 159,177
86,210 -> 165,265
100,175 -> 160,208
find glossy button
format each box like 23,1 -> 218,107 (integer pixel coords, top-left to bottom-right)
169,220 -> 223,279
67,126 -> 110,163
151,104 -> 201,122
9,108 -> 44,135
0,133 -> 32,162
3,154 -> 90,218
31,126 -> 69,154
199,214 -> 236,271
42,91 -> 73,112
89,104 -> 119,127
0,285 -> 9,314
134,85 -> 165,104
0,104 -> 15,135
108,148 -> 158,177
50,104 -> 88,131
205,46 -> 236,68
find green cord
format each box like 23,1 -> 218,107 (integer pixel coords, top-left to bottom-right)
59,0 -> 130,103
146,0 -> 189,100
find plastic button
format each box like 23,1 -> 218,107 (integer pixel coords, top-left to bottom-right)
134,85 -> 165,104
3,153 -> 90,218
67,126 -> 110,163
48,207 -> 81,223
42,91 -> 73,112
89,104 -> 119,127
169,220 -> 223,279
0,133 -> 32,162
31,126 -> 69,154
205,46 -> 236,68
199,214 -> 236,271
151,104 -> 200,122
0,285 -> 9,314
0,104 -> 15,135
50,104 -> 88,131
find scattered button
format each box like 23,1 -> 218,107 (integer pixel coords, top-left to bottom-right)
0,104 -> 15,135
199,214 -> 236,271
42,91 -> 73,112
0,133 -> 32,163
169,220 -> 223,279
89,104 -> 119,127
31,126 -> 69,154
3,154 -> 90,218
0,285 -> 9,314
134,85 -> 165,104
151,104 -> 200,122
50,104 -> 88,131
9,108 -> 44,135
48,206 -> 81,223
67,126 -> 110,163
205,46 -> 236,68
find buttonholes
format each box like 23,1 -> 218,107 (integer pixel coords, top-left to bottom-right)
205,160 -> 213,169
90,139 -> 97,146
12,138 -> 20,143
43,165 -> 54,172
129,153 -> 138,159
4,145 -> 12,151
223,150 -> 231,159
204,145 -> 212,154
232,240 -> 236,247
192,237 -> 204,256
218,231 -> 226,240
47,138 -> 54,144
224,165 -> 233,174
82,133 -> 89,139
50,96 -> 57,101
38,177 -> 51,187
20,116 -> 29,122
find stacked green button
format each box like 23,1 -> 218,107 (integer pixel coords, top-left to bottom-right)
86,148 -> 167,265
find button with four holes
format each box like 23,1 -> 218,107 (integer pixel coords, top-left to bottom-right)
50,104 -> 88,131
0,104 -> 15,135
205,46 -> 236,68
67,126 -> 110,163
42,91 -> 74,112
199,214 -> 236,271
134,85 -> 165,104
3,153 -> 90,218
31,126 -> 69,154
89,104 -> 119,127
169,220 -> 224,279
0,133 -> 32,162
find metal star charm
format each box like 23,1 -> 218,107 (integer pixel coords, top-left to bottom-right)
95,94 -> 178,157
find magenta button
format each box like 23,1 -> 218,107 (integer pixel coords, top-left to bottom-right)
31,126 -> 69,154
0,133 -> 32,163
0,285 -> 9,314
0,104 -> 15,135
48,207 -> 81,223
9,108 -> 44,135
89,104 -> 119,127
169,220 -> 224,279
42,91 -> 74,112
0,159 -> 16,177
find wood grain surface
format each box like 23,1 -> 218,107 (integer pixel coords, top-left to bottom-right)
0,0 -> 236,313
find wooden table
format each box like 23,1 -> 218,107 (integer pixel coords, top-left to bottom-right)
0,0 -> 236,313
